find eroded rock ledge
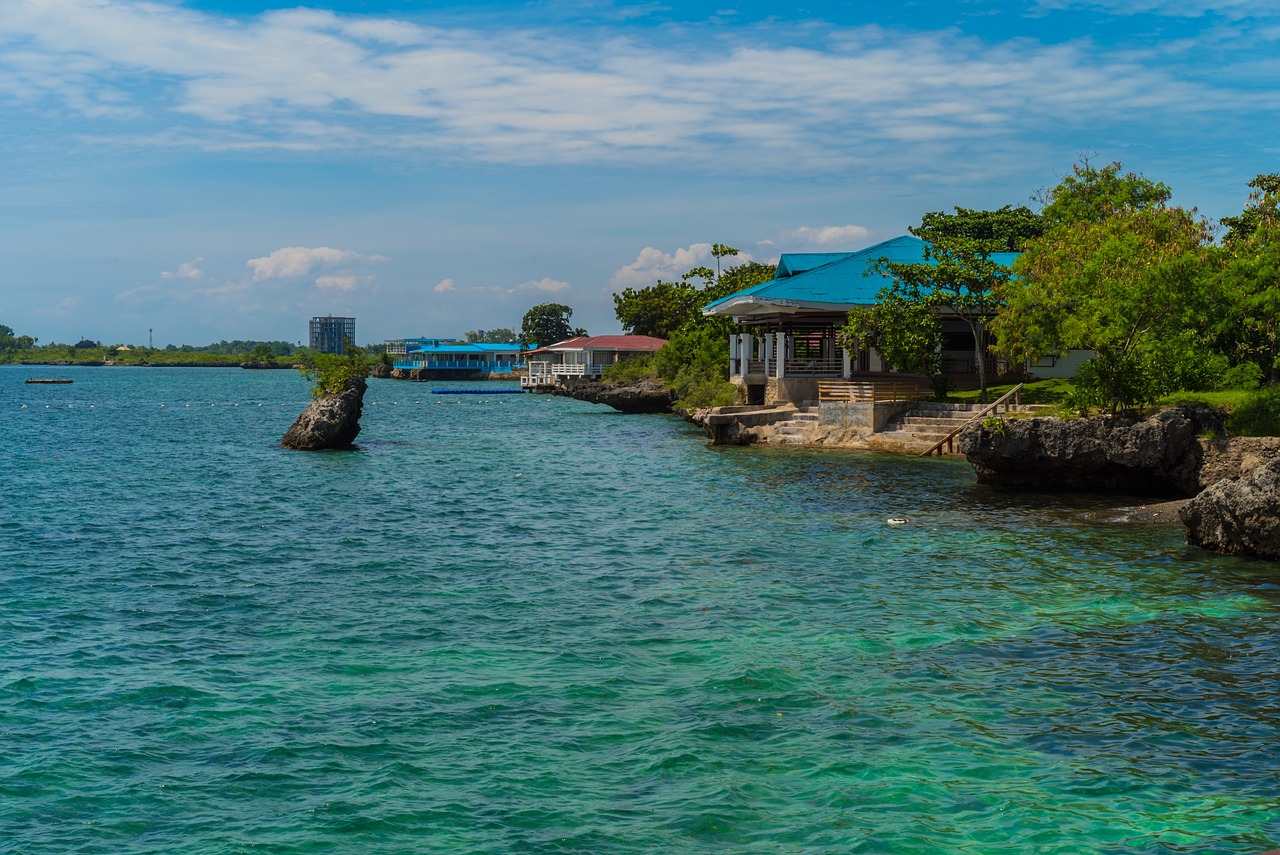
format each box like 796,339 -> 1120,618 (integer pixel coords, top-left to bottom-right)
957,403 -> 1280,560
1180,460 -> 1280,560
281,377 -> 367,451
549,378 -> 675,414
956,404 -> 1226,497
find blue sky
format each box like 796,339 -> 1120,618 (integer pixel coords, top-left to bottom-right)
1,0 -> 1276,347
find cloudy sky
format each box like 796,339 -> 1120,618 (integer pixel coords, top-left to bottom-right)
1,0 -> 1276,346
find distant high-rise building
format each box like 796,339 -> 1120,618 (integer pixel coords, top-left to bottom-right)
309,316 -> 356,354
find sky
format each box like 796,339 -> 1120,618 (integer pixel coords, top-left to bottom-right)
1,0 -> 1277,347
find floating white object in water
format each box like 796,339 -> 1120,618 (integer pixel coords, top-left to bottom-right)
887,517 -> 909,526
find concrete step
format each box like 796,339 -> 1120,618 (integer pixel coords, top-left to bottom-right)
898,416 -> 973,428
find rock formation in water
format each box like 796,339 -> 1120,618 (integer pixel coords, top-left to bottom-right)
550,378 -> 675,414
957,403 -> 1225,497
281,377 -> 367,450
369,362 -> 392,379
1180,458 -> 1280,560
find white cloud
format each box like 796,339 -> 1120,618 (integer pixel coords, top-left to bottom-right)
513,277 -> 571,293
247,246 -> 375,280
0,0 -> 1259,175
314,274 -> 359,291
609,243 -> 756,290
785,225 -> 871,246
433,277 -> 456,293
36,295 -> 81,316
1033,0 -> 1271,17
161,258 -> 203,279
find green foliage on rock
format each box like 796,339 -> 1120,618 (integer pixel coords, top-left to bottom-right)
300,347 -> 371,398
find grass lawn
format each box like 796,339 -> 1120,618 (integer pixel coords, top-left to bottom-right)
946,377 -> 1076,405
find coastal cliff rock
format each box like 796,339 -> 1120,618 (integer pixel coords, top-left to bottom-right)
550,378 -> 674,414
1180,459 -> 1280,560
957,403 -> 1225,497
281,377 -> 367,450
370,362 -> 392,379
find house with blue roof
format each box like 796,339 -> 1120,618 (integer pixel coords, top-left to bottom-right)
384,338 -> 526,379
702,235 -> 1021,405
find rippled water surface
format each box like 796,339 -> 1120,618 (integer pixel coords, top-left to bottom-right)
3,365 -> 1279,854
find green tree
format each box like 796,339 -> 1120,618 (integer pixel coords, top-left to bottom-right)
711,243 -> 739,283
613,281 -> 703,339
519,303 -> 584,349
610,254 -> 775,408
653,259 -> 775,408
839,294 -> 943,378
874,205 -> 1043,400
1037,160 -> 1172,227
251,343 -> 276,362
993,164 -> 1217,413
1214,174 -> 1280,383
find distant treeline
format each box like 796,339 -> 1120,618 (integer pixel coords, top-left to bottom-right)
0,326 -> 388,366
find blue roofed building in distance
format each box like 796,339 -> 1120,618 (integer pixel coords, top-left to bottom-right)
384,338 -> 526,380
702,235 -> 1022,406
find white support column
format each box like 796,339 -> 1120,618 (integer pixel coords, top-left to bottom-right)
763,333 -> 773,375
776,331 -> 787,379
842,348 -> 852,379
729,334 -> 740,377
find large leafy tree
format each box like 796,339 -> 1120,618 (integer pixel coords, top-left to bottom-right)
1214,174 -> 1280,383
613,280 -> 704,339
519,303 -> 585,349
992,163 -> 1219,413
873,204 -> 1044,400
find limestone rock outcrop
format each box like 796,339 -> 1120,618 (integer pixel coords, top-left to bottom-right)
957,403 -> 1225,497
1180,459 -> 1280,560
550,378 -> 675,414
281,377 -> 367,450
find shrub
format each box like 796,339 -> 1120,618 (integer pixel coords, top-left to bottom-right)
601,354 -> 658,384
300,347 -> 370,398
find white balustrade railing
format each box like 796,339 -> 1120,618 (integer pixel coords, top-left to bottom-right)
784,357 -> 843,377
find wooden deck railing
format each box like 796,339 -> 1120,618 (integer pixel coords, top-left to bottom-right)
818,379 -> 930,402
920,383 -> 1024,457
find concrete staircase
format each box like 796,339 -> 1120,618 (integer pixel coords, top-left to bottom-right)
873,402 -> 987,454
768,404 -> 821,444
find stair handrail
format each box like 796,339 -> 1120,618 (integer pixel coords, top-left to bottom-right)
919,383 -> 1025,457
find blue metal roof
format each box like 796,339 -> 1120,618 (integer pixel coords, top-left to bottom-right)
406,341 -> 522,355
704,235 -> 1019,316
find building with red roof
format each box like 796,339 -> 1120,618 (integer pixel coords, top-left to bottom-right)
521,335 -> 667,389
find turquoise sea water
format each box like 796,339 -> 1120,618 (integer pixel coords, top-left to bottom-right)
2,365 -> 1279,854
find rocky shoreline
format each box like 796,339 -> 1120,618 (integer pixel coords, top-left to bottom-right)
958,404 -> 1280,560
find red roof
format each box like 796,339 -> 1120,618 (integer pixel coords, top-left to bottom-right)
528,334 -> 668,354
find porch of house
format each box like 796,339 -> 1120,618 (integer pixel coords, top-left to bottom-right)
728,328 -> 1008,406
520,359 -> 605,388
